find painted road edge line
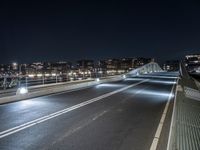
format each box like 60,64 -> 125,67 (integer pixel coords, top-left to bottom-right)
0,79 -> 149,139
150,78 -> 178,150
166,78 -> 179,150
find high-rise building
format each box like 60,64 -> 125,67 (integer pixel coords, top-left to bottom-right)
120,58 -> 134,71
50,61 -> 72,74
76,60 -> 94,71
185,54 -> 200,73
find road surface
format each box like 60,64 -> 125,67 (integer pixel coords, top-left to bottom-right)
0,72 -> 178,150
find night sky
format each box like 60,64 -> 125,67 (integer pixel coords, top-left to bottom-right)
1,0 -> 200,64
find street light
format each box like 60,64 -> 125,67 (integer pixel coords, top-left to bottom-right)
19,87 -> 28,94
123,74 -> 126,79
16,87 -> 28,95
12,62 -> 22,75
12,62 -> 17,66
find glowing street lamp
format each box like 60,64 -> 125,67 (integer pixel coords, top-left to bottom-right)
28,74 -> 35,78
123,75 -> 126,79
16,87 -> 28,95
12,62 -> 17,66
37,74 -> 43,77
52,73 -> 56,77
45,73 -> 50,77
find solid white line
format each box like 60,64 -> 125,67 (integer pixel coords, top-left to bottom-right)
166,79 -> 179,150
0,79 -> 149,139
149,79 -> 177,150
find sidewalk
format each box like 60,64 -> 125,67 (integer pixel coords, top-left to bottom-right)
168,75 -> 200,150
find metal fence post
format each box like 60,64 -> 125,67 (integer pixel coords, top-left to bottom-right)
26,77 -> 28,88
3,77 -> 6,90
43,75 -> 45,85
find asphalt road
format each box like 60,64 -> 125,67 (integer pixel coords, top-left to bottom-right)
0,72 -> 178,150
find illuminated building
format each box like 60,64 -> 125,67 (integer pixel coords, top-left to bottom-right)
185,54 -> 200,73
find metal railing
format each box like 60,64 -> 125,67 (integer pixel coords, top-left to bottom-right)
0,72 -> 117,90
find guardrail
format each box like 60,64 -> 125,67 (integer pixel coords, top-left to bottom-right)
0,75 -> 123,104
0,78 -> 94,98
0,73 -> 125,97
0,73 -> 119,90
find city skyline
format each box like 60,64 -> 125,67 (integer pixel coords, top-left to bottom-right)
0,54 -> 196,65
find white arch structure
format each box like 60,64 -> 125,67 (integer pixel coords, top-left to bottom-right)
127,62 -> 163,77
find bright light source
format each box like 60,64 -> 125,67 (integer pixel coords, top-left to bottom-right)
52,73 -> 56,76
138,90 -> 172,97
96,83 -> 123,88
18,87 -> 28,95
123,75 -> 126,79
37,74 -> 43,77
28,74 -> 35,78
96,78 -> 100,82
45,74 -> 50,77
12,62 -> 17,66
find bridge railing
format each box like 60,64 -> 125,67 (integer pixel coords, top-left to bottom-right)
0,72 -> 121,90
0,75 -> 123,104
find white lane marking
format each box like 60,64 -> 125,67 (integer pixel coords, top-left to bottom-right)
51,110 -> 110,146
92,110 -> 108,121
149,78 -> 177,150
0,79 -> 148,139
166,79 -> 179,150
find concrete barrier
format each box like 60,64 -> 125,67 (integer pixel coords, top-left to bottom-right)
0,75 -> 122,104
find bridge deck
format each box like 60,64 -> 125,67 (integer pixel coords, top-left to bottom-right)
0,72 -> 178,150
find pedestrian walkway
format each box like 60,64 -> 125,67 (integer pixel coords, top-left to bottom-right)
168,74 -> 200,150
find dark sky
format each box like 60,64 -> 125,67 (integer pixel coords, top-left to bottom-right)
1,0 -> 200,64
